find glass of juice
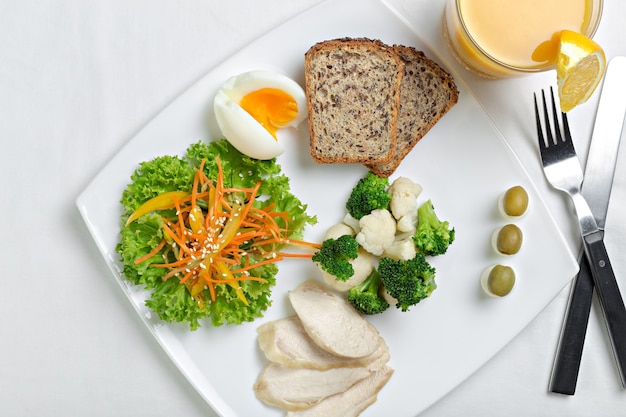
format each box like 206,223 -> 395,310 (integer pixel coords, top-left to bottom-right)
443,0 -> 603,78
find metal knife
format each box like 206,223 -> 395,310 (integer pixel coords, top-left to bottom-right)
550,56 -> 626,395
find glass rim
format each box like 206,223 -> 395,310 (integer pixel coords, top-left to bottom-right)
455,0 -> 604,73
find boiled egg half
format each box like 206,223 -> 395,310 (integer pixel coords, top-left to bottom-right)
214,70 -> 307,160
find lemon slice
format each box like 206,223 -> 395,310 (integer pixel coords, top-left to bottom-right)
556,30 -> 606,112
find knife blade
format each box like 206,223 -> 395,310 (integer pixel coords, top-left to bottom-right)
550,56 -> 626,395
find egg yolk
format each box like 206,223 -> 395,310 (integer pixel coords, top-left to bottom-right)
239,88 -> 299,140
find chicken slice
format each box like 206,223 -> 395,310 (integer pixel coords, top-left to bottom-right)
253,362 -> 371,411
285,366 -> 394,417
257,316 -> 390,371
288,280 -> 382,358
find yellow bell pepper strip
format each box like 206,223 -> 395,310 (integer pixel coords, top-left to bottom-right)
125,190 -> 191,226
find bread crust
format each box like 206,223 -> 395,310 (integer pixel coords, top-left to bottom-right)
366,45 -> 459,177
305,38 -> 404,165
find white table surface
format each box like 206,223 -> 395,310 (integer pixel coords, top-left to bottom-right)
2,0 -> 626,416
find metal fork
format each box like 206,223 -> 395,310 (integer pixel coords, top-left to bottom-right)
535,88 -> 626,387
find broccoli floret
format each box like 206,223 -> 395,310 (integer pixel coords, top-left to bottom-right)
413,199 -> 455,256
345,171 -> 392,219
378,253 -> 436,311
348,269 -> 390,315
312,235 -> 359,281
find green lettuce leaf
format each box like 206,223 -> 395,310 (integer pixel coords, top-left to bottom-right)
116,139 -> 317,330
120,155 -> 195,221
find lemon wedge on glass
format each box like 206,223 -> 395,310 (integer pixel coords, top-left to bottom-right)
555,30 -> 606,112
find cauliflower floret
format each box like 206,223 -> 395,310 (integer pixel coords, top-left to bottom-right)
396,211 -> 417,233
321,248 -> 376,292
324,223 -> 355,240
381,287 -> 399,307
389,176 -> 422,220
355,209 -> 396,256
342,212 -> 361,234
383,237 -> 417,260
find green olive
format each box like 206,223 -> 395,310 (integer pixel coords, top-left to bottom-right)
502,186 -> 529,217
494,224 -> 523,255
484,264 -> 516,297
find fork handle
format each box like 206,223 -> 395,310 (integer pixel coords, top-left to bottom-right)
550,248 -> 594,395
583,230 -> 626,387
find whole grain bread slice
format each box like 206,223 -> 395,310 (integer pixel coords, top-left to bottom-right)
304,38 -> 404,165
366,45 -> 459,177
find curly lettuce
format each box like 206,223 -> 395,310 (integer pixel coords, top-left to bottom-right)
116,139 -> 317,330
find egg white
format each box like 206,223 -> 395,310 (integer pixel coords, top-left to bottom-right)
213,70 -> 307,160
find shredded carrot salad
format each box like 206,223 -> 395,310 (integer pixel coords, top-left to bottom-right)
129,157 -> 320,307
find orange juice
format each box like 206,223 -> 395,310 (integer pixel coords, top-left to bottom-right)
443,0 -> 603,78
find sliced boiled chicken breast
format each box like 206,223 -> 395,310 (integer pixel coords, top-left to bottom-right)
288,280 -> 382,358
253,362 -> 371,411
257,316 -> 390,371
285,366 -> 394,417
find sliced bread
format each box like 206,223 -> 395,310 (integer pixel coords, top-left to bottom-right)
366,45 -> 459,177
304,38 -> 404,165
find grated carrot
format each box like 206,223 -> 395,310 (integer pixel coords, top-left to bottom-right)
133,157 -> 319,306
133,239 -> 167,265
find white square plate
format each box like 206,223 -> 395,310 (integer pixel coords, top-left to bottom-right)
76,0 -> 578,415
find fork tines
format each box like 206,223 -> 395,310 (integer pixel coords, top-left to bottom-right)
534,87 -> 577,164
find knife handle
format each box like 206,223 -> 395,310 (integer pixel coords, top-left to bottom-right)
550,249 -> 594,395
583,231 -> 626,387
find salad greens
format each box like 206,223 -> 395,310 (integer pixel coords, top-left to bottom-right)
116,139 -> 317,330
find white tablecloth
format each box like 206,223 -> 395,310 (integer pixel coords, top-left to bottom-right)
2,1 -> 626,416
